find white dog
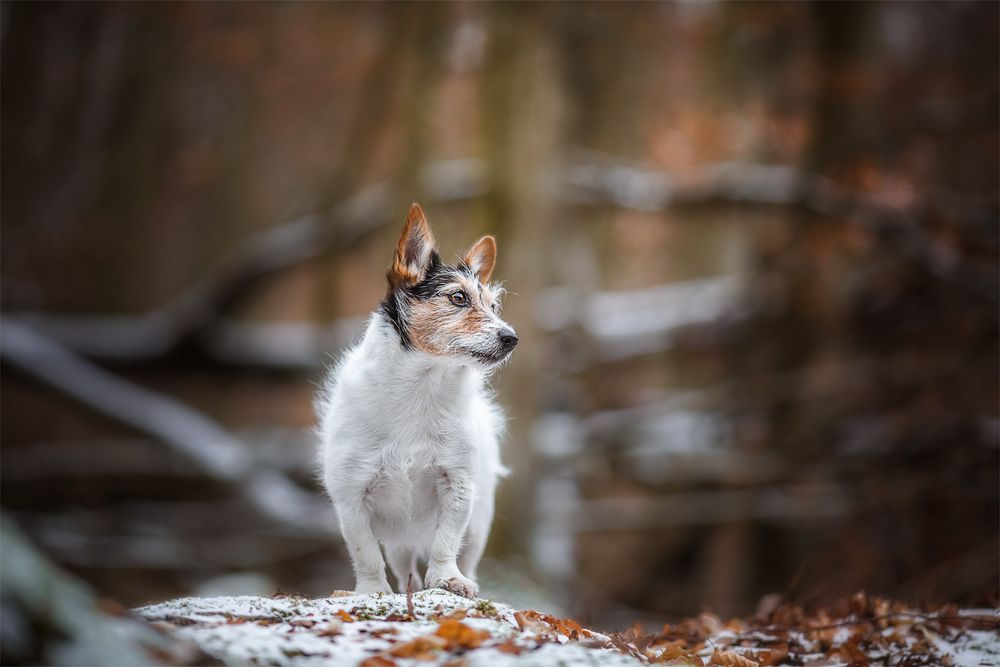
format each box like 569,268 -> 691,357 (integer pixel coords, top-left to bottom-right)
316,203 -> 516,598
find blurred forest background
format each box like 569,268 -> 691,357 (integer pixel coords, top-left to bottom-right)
2,0 -> 998,633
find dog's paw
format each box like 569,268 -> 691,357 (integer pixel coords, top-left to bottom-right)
428,573 -> 479,599
355,579 -> 393,595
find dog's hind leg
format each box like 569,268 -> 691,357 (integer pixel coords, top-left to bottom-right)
386,545 -> 422,593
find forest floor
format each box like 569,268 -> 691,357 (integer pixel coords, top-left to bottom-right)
136,589 -> 999,667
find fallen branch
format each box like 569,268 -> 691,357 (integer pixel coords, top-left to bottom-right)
564,148 -> 998,303
536,274 -> 746,362
3,427 -> 318,483
17,514 -> 329,570
0,319 -> 333,536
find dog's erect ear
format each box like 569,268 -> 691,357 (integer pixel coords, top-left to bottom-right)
462,235 -> 497,284
390,203 -> 437,287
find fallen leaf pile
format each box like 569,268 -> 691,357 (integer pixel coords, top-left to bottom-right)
135,589 -> 999,666
609,591 -> 1000,666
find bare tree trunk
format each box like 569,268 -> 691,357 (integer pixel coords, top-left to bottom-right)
480,4 -> 566,561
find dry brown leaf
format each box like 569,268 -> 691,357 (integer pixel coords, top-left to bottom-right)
710,648 -> 760,667
654,643 -> 689,661
435,619 -> 491,649
359,657 -> 397,667
519,610 -> 593,640
833,633 -> 871,667
653,642 -> 705,665
551,616 -> 586,640
438,607 -> 469,621
384,614 -> 410,622
495,639 -> 525,655
754,646 -> 789,666
388,635 -> 447,660
513,610 -> 548,634
608,633 -> 647,661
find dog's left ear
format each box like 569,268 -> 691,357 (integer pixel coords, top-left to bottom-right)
463,235 -> 497,284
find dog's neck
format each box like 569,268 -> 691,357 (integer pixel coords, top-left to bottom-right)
361,313 -> 480,402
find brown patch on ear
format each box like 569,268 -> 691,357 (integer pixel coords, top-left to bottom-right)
389,203 -> 437,288
462,235 -> 497,283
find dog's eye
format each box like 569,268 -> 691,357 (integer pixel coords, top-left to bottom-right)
449,291 -> 467,306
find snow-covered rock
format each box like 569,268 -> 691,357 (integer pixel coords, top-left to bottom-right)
135,589 -> 1000,667
135,589 -> 644,667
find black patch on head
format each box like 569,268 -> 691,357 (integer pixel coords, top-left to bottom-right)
408,259 -> 459,302
456,260 -> 477,279
379,291 -> 411,348
380,250 -> 462,349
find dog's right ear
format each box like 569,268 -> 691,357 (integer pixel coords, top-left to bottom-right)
389,203 -> 437,288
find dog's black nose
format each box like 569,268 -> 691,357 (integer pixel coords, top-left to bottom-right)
498,328 -> 519,350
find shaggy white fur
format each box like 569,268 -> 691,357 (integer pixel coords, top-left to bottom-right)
316,205 -> 513,599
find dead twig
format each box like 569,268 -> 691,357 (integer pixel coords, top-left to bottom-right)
406,575 -> 415,620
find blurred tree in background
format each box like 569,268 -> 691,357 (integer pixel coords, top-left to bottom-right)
2,1 -> 997,629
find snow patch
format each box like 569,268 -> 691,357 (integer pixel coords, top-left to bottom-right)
136,590 -> 636,667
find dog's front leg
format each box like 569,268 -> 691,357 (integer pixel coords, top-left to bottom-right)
425,469 -> 479,598
336,501 -> 391,594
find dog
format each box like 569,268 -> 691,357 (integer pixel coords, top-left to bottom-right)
316,203 -> 516,598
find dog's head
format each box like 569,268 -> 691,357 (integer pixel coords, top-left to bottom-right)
380,203 -> 517,368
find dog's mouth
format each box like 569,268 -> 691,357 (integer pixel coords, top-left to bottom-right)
464,348 -> 513,367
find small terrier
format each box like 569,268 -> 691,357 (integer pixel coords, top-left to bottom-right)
317,203 -> 516,598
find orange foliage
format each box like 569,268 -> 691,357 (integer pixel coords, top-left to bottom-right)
435,619 -> 491,649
